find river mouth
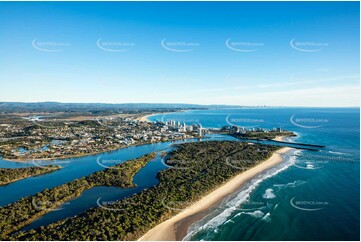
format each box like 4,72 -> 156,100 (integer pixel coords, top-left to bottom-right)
5,134 -> 239,232
2,108 -> 359,241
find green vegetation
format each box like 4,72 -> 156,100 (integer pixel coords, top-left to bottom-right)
0,166 -> 61,186
231,131 -> 296,140
0,153 -> 155,239
12,141 -> 279,241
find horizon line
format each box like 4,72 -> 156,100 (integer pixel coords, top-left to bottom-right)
0,101 -> 359,109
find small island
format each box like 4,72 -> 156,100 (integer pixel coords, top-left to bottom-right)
0,165 -> 61,186
0,153 -> 156,238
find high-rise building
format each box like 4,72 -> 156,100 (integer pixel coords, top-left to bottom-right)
198,127 -> 203,137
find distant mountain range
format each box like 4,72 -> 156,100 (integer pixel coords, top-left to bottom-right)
0,102 -> 244,114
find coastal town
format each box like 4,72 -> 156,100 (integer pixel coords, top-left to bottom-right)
0,112 -> 292,161
0,114 -> 209,160
0,1 -> 357,241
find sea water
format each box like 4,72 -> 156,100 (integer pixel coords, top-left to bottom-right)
149,108 -> 360,241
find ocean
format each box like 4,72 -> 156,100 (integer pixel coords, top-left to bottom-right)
0,107 -> 359,240
149,108 -> 360,241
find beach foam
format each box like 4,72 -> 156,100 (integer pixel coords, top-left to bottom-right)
183,153 -> 295,240
262,212 -> 271,222
243,210 -> 265,218
273,180 -> 306,191
328,151 -> 347,155
263,188 -> 276,199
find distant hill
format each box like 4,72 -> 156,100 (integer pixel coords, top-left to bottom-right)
0,102 -> 243,114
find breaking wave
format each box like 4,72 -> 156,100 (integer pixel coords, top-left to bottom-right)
183,150 -> 297,240
273,180 -> 306,191
328,151 -> 347,155
263,188 -> 276,199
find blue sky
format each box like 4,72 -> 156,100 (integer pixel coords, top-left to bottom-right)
0,1 -> 359,107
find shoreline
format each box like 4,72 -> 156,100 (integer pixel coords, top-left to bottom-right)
136,114 -> 154,122
138,146 -> 294,241
1,146 -> 130,163
136,109 -> 188,122
0,166 -> 61,186
1,135 -> 201,163
136,111 -> 173,122
2,112 -> 164,163
273,135 -> 286,142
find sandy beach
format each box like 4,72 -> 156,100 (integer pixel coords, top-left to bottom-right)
139,146 -> 294,241
137,114 -> 153,122
273,135 -> 285,142
136,111 -> 181,122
